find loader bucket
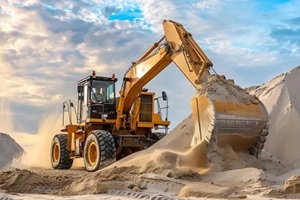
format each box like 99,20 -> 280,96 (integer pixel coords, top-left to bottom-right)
191,94 -> 268,155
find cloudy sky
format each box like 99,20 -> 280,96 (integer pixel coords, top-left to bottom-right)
0,0 -> 299,134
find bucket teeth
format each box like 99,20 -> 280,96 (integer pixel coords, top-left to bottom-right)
253,141 -> 265,149
249,124 -> 269,157
257,135 -> 267,143
249,146 -> 262,157
260,129 -> 269,137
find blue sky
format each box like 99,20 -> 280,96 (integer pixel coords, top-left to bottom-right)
0,0 -> 299,134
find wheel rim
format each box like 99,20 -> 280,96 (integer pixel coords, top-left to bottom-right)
53,143 -> 60,162
87,141 -> 98,166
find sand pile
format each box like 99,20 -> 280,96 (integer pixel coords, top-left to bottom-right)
199,75 -> 258,104
0,133 -> 24,169
247,66 -> 300,168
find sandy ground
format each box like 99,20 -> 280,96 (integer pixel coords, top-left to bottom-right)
1,66 -> 300,200
0,148 -> 297,200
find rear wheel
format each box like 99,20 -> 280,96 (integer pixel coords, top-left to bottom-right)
84,130 -> 116,172
50,134 -> 73,169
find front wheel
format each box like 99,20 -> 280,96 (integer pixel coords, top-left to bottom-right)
84,130 -> 116,172
50,134 -> 73,169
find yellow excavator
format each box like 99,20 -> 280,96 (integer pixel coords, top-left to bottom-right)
50,20 -> 268,172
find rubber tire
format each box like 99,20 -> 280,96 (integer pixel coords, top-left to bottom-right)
50,134 -> 73,169
84,130 -> 116,172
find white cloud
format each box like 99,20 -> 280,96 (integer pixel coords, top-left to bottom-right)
193,0 -> 221,12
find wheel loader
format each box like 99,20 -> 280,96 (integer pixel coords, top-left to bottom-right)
50,20 -> 269,172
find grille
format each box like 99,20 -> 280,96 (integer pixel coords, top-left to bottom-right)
139,94 -> 152,122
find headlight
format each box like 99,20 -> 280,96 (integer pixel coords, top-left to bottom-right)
102,113 -> 108,119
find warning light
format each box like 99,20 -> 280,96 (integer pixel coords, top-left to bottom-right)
92,70 -> 96,76
112,73 -> 115,80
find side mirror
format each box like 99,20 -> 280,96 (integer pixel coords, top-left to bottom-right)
162,91 -> 167,101
77,85 -> 83,93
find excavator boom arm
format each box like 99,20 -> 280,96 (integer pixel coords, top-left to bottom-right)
163,20 -> 213,88
120,20 -> 213,113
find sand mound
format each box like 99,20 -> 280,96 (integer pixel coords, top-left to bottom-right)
177,182 -> 233,198
0,133 -> 24,169
199,75 -> 258,104
248,66 -> 300,168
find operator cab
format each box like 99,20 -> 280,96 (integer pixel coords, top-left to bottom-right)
77,72 -> 118,123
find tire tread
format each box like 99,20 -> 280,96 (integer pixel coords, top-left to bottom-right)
51,134 -> 73,169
